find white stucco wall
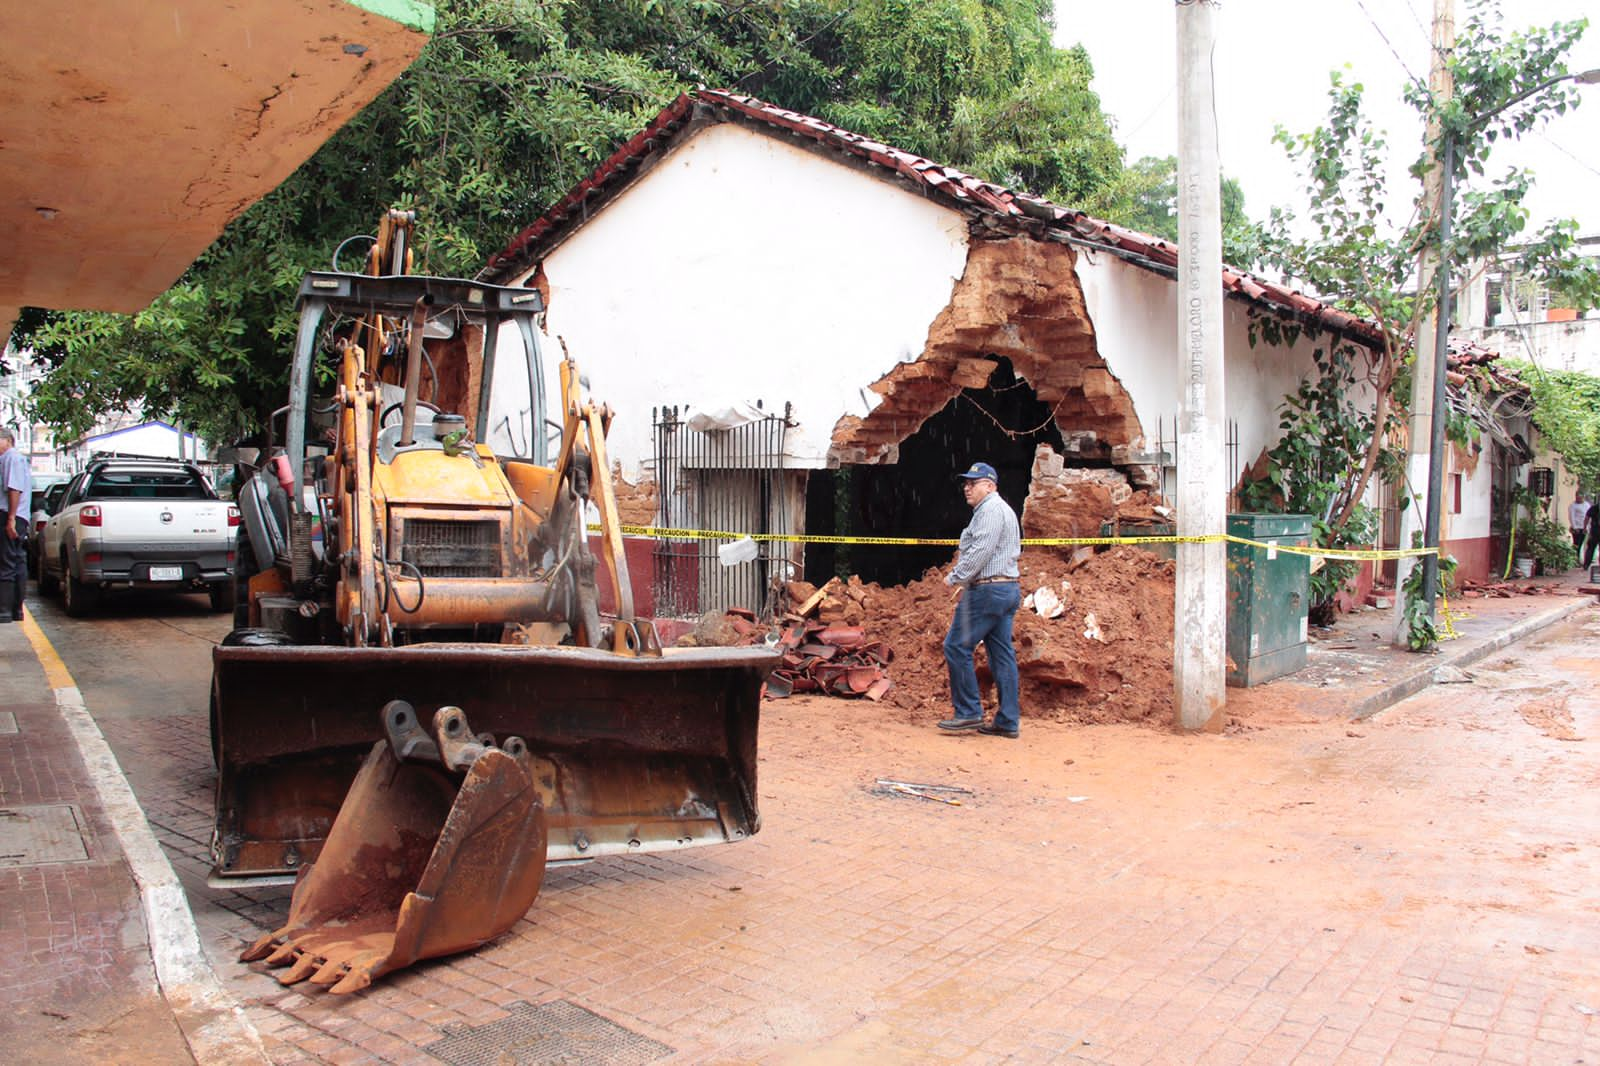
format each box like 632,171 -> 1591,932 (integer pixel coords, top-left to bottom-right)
527,121 -> 1385,524
1444,445 -> 1495,542
1460,319 -> 1600,376
1074,254 -> 1375,500
70,421 -> 204,468
534,123 -> 971,480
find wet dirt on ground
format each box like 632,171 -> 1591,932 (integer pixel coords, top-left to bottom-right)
28,579 -> 1600,1063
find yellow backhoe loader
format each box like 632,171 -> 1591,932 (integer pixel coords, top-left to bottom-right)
214,211 -> 776,994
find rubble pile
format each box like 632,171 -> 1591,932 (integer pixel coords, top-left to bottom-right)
685,603 -> 896,701
1021,445 -> 1167,540
1456,578 -> 1569,598
780,545 -> 1177,725
674,439 -> 1181,724
763,620 -> 894,700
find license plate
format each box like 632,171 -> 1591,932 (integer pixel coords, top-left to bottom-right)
147,566 -> 184,582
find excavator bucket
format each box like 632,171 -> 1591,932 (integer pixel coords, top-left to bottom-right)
240,701 -> 548,994
211,643 -> 776,881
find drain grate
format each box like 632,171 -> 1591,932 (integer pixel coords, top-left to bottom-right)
423,1001 -> 672,1066
0,805 -> 91,866
0,711 -> 16,734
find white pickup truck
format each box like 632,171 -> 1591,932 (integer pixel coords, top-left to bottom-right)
39,456 -> 238,616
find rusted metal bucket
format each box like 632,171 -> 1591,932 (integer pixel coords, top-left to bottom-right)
240,701 -> 547,994
210,643 -> 776,881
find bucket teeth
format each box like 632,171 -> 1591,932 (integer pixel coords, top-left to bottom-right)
235,702 -> 549,995
277,951 -> 321,985
329,963 -> 377,996
309,956 -> 350,986
322,950 -> 384,995
301,940 -> 364,983
239,933 -> 281,963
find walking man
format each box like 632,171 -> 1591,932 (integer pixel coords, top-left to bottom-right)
0,427 -> 33,623
1568,493 -> 1589,553
1583,496 -> 1600,573
938,461 -> 1023,738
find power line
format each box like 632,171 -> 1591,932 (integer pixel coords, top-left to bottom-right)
1117,85 -> 1176,151
1532,128 -> 1600,180
1352,0 -> 1426,91
1399,0 -> 1436,56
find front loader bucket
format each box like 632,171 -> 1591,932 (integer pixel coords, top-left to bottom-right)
241,702 -> 548,994
211,643 -> 777,880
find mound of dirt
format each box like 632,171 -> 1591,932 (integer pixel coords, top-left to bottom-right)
810,545 -> 1176,726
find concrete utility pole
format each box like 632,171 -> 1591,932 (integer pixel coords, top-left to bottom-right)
1393,0 -> 1454,646
1173,0 -> 1227,731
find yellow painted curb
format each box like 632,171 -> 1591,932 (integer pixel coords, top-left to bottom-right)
18,612 -> 74,690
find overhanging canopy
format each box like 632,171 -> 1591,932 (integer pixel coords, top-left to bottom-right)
0,0 -> 432,342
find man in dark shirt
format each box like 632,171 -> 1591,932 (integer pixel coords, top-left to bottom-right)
1582,497 -> 1600,572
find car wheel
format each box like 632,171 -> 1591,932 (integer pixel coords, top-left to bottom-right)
208,580 -> 234,613
38,554 -> 59,596
63,556 -> 101,617
233,526 -> 256,628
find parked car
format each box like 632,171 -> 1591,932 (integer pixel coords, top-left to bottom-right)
39,456 -> 239,615
27,480 -> 71,578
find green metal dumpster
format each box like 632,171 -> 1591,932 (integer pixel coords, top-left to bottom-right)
1226,513 -> 1313,687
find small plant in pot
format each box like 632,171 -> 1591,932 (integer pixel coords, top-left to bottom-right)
1504,485 -> 1576,577
1522,510 -> 1577,575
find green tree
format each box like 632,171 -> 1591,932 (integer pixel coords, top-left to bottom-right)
1100,154 -> 1259,266
1242,1 -> 1596,645
752,1 -> 1130,210
1501,361 -> 1600,490
1249,4 -> 1596,538
1250,70 -> 1416,538
14,0 -> 1132,445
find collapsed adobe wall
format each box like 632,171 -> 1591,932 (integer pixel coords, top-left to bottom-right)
830,235 -> 1143,467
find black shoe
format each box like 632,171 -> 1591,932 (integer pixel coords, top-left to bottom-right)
937,716 -> 984,732
978,722 -> 1019,738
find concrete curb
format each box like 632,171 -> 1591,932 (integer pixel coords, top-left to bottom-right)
1351,597 -> 1596,721
21,620 -> 270,1065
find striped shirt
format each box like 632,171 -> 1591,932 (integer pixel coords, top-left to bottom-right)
949,490 -> 1020,586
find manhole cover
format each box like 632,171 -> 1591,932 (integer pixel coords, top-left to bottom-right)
0,711 -> 17,734
0,805 -> 91,866
424,1000 -> 672,1066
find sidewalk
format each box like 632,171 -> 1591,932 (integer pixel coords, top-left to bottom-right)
1225,568 -> 1598,725
4,575 -> 1595,1064
0,615 -> 198,1063
0,615 -> 265,1065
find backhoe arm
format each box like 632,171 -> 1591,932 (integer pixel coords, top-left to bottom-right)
551,354 -> 655,654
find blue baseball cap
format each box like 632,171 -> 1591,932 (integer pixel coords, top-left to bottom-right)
959,462 -> 998,481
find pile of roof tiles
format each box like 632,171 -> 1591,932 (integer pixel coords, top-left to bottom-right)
1457,578 -> 1568,598
721,608 -> 895,701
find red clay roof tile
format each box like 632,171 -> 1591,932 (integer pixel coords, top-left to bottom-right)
485,88 -> 1458,357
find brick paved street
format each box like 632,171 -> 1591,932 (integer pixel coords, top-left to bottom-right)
67,604 -> 1600,1064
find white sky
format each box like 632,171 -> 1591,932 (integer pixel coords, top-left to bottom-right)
1056,0 -> 1600,235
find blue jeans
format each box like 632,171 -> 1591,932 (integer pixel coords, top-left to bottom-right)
943,581 -> 1022,731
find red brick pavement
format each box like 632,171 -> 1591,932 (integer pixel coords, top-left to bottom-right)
0,634 -> 194,1064
91,607 -> 1600,1064
24,591 -> 1600,1064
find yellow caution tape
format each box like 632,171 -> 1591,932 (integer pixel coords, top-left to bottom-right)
1438,592 -> 1465,640
588,523 -> 1438,562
